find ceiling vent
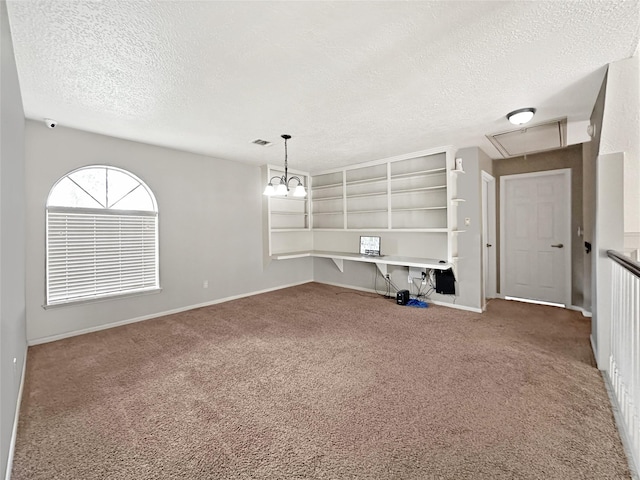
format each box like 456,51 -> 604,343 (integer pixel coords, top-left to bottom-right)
252,139 -> 272,146
487,118 -> 567,158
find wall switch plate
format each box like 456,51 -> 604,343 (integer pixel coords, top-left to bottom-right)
464,217 -> 471,226
203,280 -> 209,288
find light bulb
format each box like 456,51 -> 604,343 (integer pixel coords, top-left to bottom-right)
292,184 -> 307,197
263,184 -> 275,196
275,183 -> 288,196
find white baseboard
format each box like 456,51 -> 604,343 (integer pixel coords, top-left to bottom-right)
315,281 -> 483,313
498,293 -> 592,317
5,353 -> 27,480
429,300 -> 483,313
28,279 -> 313,346
567,305 -> 593,317
315,280 -> 381,295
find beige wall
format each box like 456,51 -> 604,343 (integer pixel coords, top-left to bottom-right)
492,144 -> 584,307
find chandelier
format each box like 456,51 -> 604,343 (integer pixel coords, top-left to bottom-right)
263,135 -> 307,197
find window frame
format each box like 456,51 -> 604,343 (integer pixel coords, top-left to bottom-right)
45,165 -> 160,307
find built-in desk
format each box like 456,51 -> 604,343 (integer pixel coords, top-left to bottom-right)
272,250 -> 450,276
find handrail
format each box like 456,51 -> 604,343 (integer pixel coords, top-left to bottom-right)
607,250 -> 640,278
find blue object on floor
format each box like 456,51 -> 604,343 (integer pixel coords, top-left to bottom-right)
406,298 -> 428,308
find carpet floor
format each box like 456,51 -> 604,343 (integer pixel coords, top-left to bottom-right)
12,282 -> 631,479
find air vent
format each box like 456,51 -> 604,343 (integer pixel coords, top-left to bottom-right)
252,139 -> 272,146
487,118 -> 567,158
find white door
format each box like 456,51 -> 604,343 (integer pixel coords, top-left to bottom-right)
500,169 -> 571,306
482,172 -> 496,306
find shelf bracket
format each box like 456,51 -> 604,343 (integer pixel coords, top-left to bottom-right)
331,258 -> 344,272
375,262 -> 387,276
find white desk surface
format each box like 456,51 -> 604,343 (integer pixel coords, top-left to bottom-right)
272,250 -> 450,269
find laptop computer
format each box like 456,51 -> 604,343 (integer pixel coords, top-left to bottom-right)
359,236 -> 383,257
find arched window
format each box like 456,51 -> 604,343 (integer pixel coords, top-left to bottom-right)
46,166 -> 159,306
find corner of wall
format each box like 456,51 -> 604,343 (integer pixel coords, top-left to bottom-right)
1,1 -> 28,478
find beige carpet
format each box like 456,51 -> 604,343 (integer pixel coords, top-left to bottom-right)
13,283 -> 630,479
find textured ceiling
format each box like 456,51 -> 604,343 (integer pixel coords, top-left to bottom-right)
6,1 -> 640,172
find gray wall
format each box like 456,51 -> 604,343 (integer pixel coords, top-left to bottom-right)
584,72 -> 607,317
453,147 -> 492,311
312,230 -> 449,302
492,144 -> 585,307
25,122 -> 312,342
1,1 -> 27,477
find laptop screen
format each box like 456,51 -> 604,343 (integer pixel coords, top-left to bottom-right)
359,236 -> 381,256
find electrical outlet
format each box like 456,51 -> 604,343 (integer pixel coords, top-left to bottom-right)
464,217 -> 471,226
203,280 -> 209,288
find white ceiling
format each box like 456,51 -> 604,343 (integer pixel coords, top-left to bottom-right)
6,1 -> 639,173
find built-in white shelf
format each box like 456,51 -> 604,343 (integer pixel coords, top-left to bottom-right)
391,185 -> 447,195
312,182 -> 343,190
346,191 -> 387,199
269,149 -> 461,264
347,209 -> 388,214
390,167 -> 446,179
263,164 -> 312,256
313,195 -> 343,201
271,250 -> 451,276
346,176 -> 387,186
392,206 -> 447,212
270,228 -> 310,232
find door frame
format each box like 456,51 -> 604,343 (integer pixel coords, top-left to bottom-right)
499,168 -> 572,307
481,171 -> 497,308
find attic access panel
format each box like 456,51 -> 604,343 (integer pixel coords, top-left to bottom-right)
487,118 -> 567,157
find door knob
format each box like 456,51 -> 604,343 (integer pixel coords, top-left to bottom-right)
551,243 -> 564,248
486,244 -> 492,247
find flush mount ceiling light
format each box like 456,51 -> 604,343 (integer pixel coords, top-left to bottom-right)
506,107 -> 536,125
263,135 -> 307,197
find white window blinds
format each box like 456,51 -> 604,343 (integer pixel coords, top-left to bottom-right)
47,209 -> 158,305
45,166 -> 159,306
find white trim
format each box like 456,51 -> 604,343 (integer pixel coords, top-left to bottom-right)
315,280 -> 483,313
481,171 -> 497,302
504,296 -> 565,308
429,300 -> 483,313
498,294 -> 591,316
566,304 -> 593,317
602,371 -> 640,480
5,353 -> 27,480
500,168 -> 572,307
43,287 -> 162,309
28,280 -> 313,346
